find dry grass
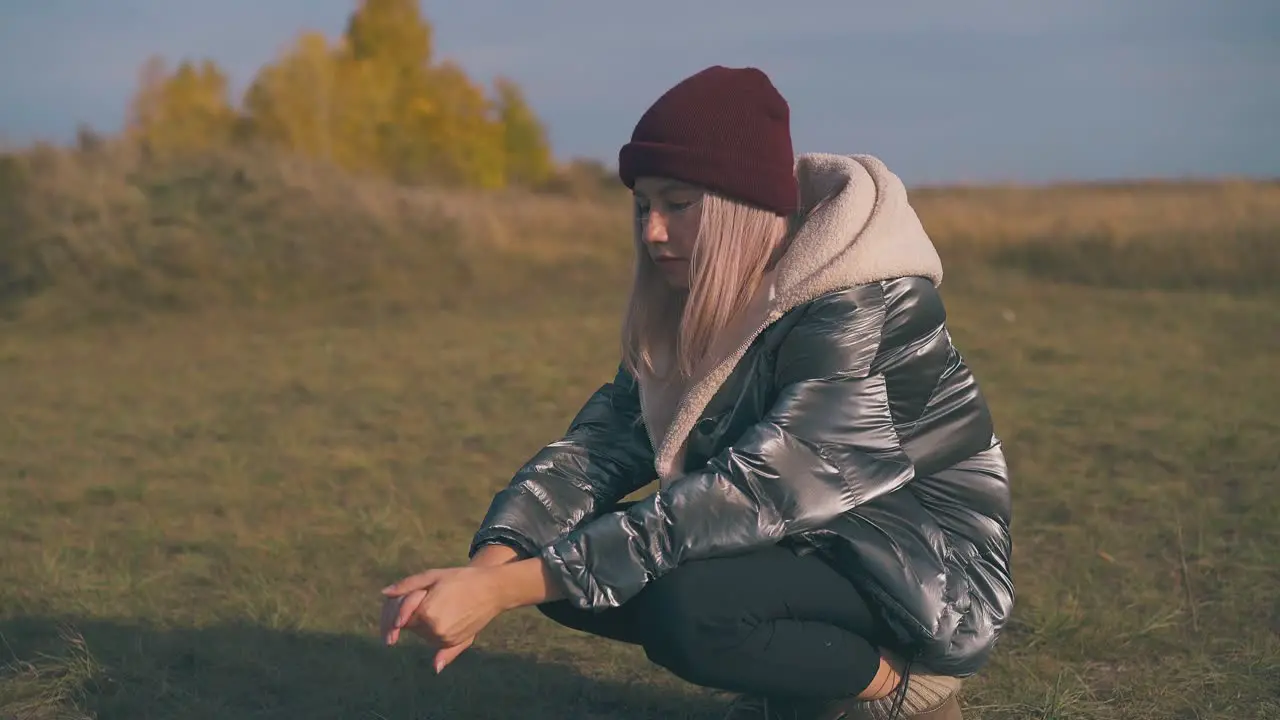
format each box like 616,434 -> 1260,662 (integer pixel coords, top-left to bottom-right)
913,180 -> 1280,293
913,179 -> 1280,246
3,143 -> 1277,322
0,144 -> 1277,719
0,142 -> 629,326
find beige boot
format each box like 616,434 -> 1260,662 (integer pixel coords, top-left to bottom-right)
908,695 -> 962,719
792,676 -> 964,719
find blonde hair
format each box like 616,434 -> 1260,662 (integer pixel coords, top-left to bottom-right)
621,192 -> 790,381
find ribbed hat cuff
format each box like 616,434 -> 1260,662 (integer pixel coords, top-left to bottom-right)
619,141 -> 799,216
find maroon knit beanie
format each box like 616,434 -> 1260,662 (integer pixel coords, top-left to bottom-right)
618,65 -> 799,216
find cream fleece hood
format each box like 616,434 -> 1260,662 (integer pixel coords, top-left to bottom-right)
640,153 -> 945,482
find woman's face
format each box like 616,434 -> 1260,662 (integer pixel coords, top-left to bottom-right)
633,176 -> 705,289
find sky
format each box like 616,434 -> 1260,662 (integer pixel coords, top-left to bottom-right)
1,1 -> 1277,185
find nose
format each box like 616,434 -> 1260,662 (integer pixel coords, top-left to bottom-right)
642,208 -> 668,244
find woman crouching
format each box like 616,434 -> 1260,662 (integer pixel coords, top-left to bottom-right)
380,65 -> 1014,720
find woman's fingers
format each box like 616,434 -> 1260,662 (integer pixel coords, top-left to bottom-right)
380,569 -> 449,646
381,596 -> 404,645
382,569 -> 442,597
432,637 -> 473,673
382,589 -> 428,645
394,589 -> 430,634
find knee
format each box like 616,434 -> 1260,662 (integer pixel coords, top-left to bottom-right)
636,568 -> 750,687
535,600 -> 576,627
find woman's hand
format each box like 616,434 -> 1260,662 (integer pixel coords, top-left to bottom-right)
379,553 -> 567,672
379,545 -> 526,672
381,567 -> 505,650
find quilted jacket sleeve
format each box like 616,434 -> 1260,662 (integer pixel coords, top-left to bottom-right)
468,364 -> 656,560
541,296 -> 917,608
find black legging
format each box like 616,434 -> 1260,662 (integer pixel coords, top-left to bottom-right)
537,540 -> 890,700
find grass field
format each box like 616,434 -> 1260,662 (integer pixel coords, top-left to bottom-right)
1,146 -> 1278,719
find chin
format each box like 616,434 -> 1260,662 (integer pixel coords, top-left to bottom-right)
655,264 -> 690,289
661,273 -> 690,290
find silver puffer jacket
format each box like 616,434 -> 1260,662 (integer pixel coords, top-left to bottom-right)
469,154 -> 1014,677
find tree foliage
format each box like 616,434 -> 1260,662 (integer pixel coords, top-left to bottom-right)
124,0 -> 557,189
495,76 -> 554,187
242,32 -> 340,163
127,57 -> 239,156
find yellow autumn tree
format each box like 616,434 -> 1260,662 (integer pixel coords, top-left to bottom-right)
127,0 -> 557,189
242,32 -> 340,163
126,56 -> 238,156
494,76 -> 554,187
416,61 -> 507,188
340,0 -> 438,180
343,0 -> 432,71
336,0 -> 513,187
241,28 -> 397,175
327,54 -> 403,175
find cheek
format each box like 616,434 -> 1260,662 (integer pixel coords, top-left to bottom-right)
669,220 -> 699,255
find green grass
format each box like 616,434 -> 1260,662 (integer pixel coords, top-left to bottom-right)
1,146 -> 1278,718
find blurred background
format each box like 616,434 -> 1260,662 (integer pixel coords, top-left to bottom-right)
0,2 -> 1277,719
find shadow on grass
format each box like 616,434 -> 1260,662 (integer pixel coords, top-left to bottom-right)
0,616 -> 721,720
